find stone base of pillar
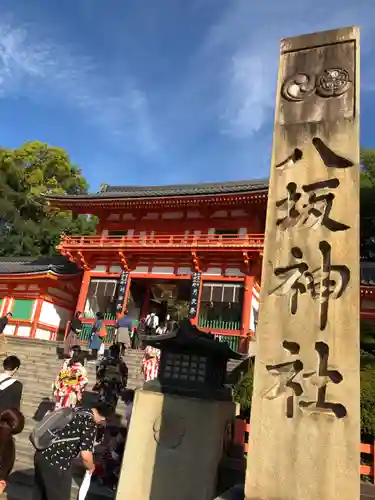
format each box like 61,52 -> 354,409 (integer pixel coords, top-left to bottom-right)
117,390 -> 235,500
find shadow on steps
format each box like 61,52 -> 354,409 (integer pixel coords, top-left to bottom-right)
7,468 -> 114,500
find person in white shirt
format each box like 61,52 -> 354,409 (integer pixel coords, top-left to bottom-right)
145,312 -> 159,333
155,314 -> 171,335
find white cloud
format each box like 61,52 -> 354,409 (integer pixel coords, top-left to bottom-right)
1,1 -> 375,186
221,52 -> 275,138
0,18 -> 159,156
0,23 -> 46,94
199,0 -> 375,139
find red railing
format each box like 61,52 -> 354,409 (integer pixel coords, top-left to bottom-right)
234,420 -> 375,482
6,319 -> 58,341
360,442 -> 375,481
57,233 -> 264,252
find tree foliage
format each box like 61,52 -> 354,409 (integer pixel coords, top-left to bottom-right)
361,366 -> 375,437
360,149 -> 375,260
0,141 -> 96,256
233,323 -> 375,437
233,361 -> 254,419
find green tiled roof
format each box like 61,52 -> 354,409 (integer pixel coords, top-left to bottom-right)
0,256 -> 80,276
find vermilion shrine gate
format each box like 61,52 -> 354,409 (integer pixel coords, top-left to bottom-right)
0,179 -> 373,351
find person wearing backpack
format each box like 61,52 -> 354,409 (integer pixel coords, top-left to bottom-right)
95,344 -> 127,408
31,402 -> 113,500
0,356 -> 22,413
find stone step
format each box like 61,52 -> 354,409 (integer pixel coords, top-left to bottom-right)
7,352 -> 144,370
8,459 -> 114,500
7,338 -> 144,355
18,373 -> 142,386
13,353 -> 144,366
15,359 -> 144,375
20,362 -> 143,375
2,338 -> 130,500
13,347 -> 143,356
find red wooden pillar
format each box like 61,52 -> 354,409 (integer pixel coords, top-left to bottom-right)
119,275 -> 132,317
2,297 -> 12,315
240,275 -> 254,352
76,270 -> 91,314
140,283 -> 151,319
30,298 -> 43,338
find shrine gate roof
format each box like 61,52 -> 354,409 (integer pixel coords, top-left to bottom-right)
0,256 -> 80,277
47,178 -> 269,201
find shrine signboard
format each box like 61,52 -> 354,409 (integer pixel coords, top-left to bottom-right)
245,27 -> 360,500
115,271 -> 129,314
188,272 -> 201,319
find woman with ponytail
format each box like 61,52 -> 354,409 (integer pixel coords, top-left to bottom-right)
0,408 -> 25,494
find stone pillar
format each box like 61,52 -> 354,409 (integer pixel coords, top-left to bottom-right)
117,391 -> 234,500
245,27 -> 360,500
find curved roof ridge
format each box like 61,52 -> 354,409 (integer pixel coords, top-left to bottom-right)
0,256 -> 80,276
47,177 -> 269,201
101,177 -> 269,193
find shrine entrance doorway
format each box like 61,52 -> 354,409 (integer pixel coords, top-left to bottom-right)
127,278 -> 191,327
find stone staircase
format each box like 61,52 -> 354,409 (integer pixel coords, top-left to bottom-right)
3,337 -> 144,500
2,337 -> 246,499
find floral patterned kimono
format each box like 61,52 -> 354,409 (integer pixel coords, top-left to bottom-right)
142,346 -> 160,382
53,360 -> 88,409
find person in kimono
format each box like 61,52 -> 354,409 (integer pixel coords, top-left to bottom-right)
141,345 -> 160,382
53,346 -> 88,409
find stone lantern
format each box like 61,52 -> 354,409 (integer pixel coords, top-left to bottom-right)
142,319 -> 243,401
117,320 -> 244,500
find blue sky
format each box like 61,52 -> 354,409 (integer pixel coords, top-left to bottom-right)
0,0 -> 374,192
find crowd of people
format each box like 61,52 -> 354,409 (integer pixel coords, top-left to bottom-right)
62,308 -> 165,385
0,307 -> 167,499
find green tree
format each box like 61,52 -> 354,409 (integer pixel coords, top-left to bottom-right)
0,141 -> 96,256
233,355 -> 375,437
361,366 -> 375,437
233,361 -> 254,419
360,149 -> 375,261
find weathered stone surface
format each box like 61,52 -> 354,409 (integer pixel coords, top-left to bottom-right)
245,27 -> 360,500
117,390 -> 235,500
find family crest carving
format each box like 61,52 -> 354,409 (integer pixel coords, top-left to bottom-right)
281,68 -> 351,101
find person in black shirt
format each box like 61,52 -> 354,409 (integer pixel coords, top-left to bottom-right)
0,356 -> 22,413
0,313 -> 12,359
33,402 -> 113,500
0,312 -> 12,334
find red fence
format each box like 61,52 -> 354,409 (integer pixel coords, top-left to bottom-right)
58,233 -> 264,253
234,420 -> 375,483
